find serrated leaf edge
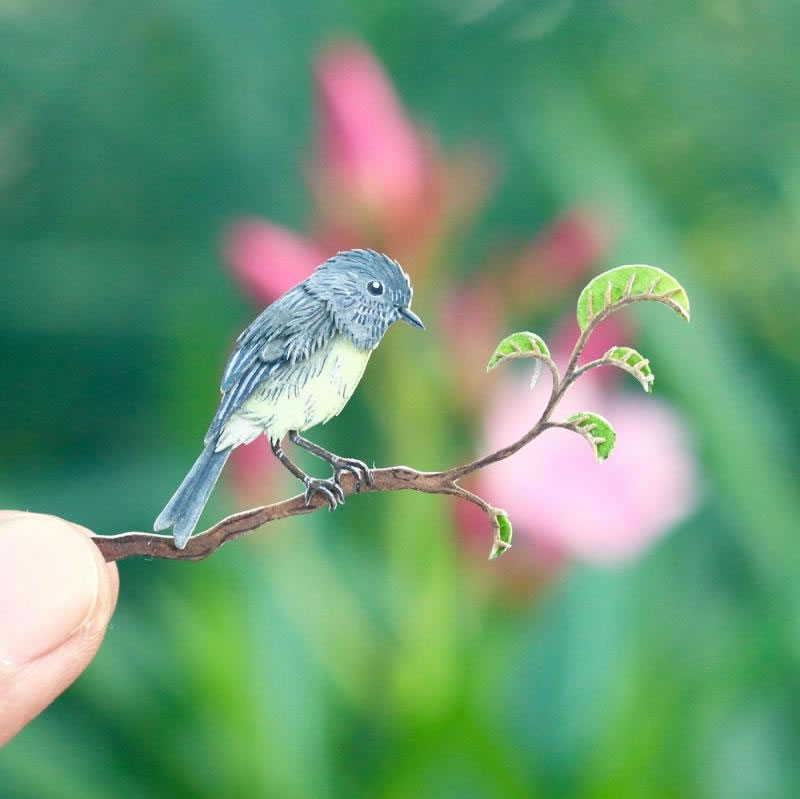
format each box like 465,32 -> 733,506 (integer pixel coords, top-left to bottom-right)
488,508 -> 513,560
486,331 -> 551,372
565,412 -> 616,462
579,265 -> 691,331
604,346 -> 654,393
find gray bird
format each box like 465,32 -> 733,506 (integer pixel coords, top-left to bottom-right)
154,248 -> 424,549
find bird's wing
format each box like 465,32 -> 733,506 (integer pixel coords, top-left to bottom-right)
204,285 -> 336,445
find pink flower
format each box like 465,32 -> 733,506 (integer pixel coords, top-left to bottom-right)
224,40 -> 491,301
515,208 -> 612,287
474,319 -> 698,566
312,42 -> 432,235
495,209 -> 613,313
310,41 -> 494,270
223,220 -> 327,304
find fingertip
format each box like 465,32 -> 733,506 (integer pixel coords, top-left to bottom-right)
0,513 -> 116,665
65,518 -> 120,600
67,521 -> 120,638
0,512 -> 120,746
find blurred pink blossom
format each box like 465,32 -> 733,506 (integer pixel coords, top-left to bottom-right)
224,40 -> 491,301
495,209 -> 613,313
471,320 -> 698,566
310,41 -> 494,266
509,209 -> 610,284
312,42 -> 432,238
224,220 -> 326,303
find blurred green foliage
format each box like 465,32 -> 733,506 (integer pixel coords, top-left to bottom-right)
2,1 -> 800,796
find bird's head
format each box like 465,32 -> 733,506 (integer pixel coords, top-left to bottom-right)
307,249 -> 424,350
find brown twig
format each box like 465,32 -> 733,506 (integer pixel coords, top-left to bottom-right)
91,302 -> 613,563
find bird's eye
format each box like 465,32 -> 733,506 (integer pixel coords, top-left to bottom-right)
367,280 -> 384,296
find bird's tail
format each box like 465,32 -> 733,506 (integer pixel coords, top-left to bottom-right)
154,441 -> 232,549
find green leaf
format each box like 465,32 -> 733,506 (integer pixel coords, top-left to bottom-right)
488,509 -> 513,560
576,265 -> 690,331
565,412 -> 617,462
486,331 -> 550,370
604,346 -> 654,393
486,331 -> 552,388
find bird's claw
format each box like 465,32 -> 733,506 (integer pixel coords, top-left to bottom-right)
332,457 -> 374,492
304,478 -> 344,510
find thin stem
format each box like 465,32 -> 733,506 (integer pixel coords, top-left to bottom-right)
541,357 -> 561,394
569,358 -> 606,383
545,421 -> 579,432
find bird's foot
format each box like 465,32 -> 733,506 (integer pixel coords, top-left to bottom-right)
303,477 -> 344,510
332,457 -> 374,492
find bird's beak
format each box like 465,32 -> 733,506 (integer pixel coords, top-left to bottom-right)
397,306 -> 425,330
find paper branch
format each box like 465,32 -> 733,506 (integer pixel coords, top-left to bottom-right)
91,264 -> 690,563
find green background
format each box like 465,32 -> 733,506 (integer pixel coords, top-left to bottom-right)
3,1 -> 800,796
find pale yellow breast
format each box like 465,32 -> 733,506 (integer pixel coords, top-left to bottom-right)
217,335 -> 372,448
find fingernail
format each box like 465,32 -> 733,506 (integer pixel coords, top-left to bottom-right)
0,516 -> 100,664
